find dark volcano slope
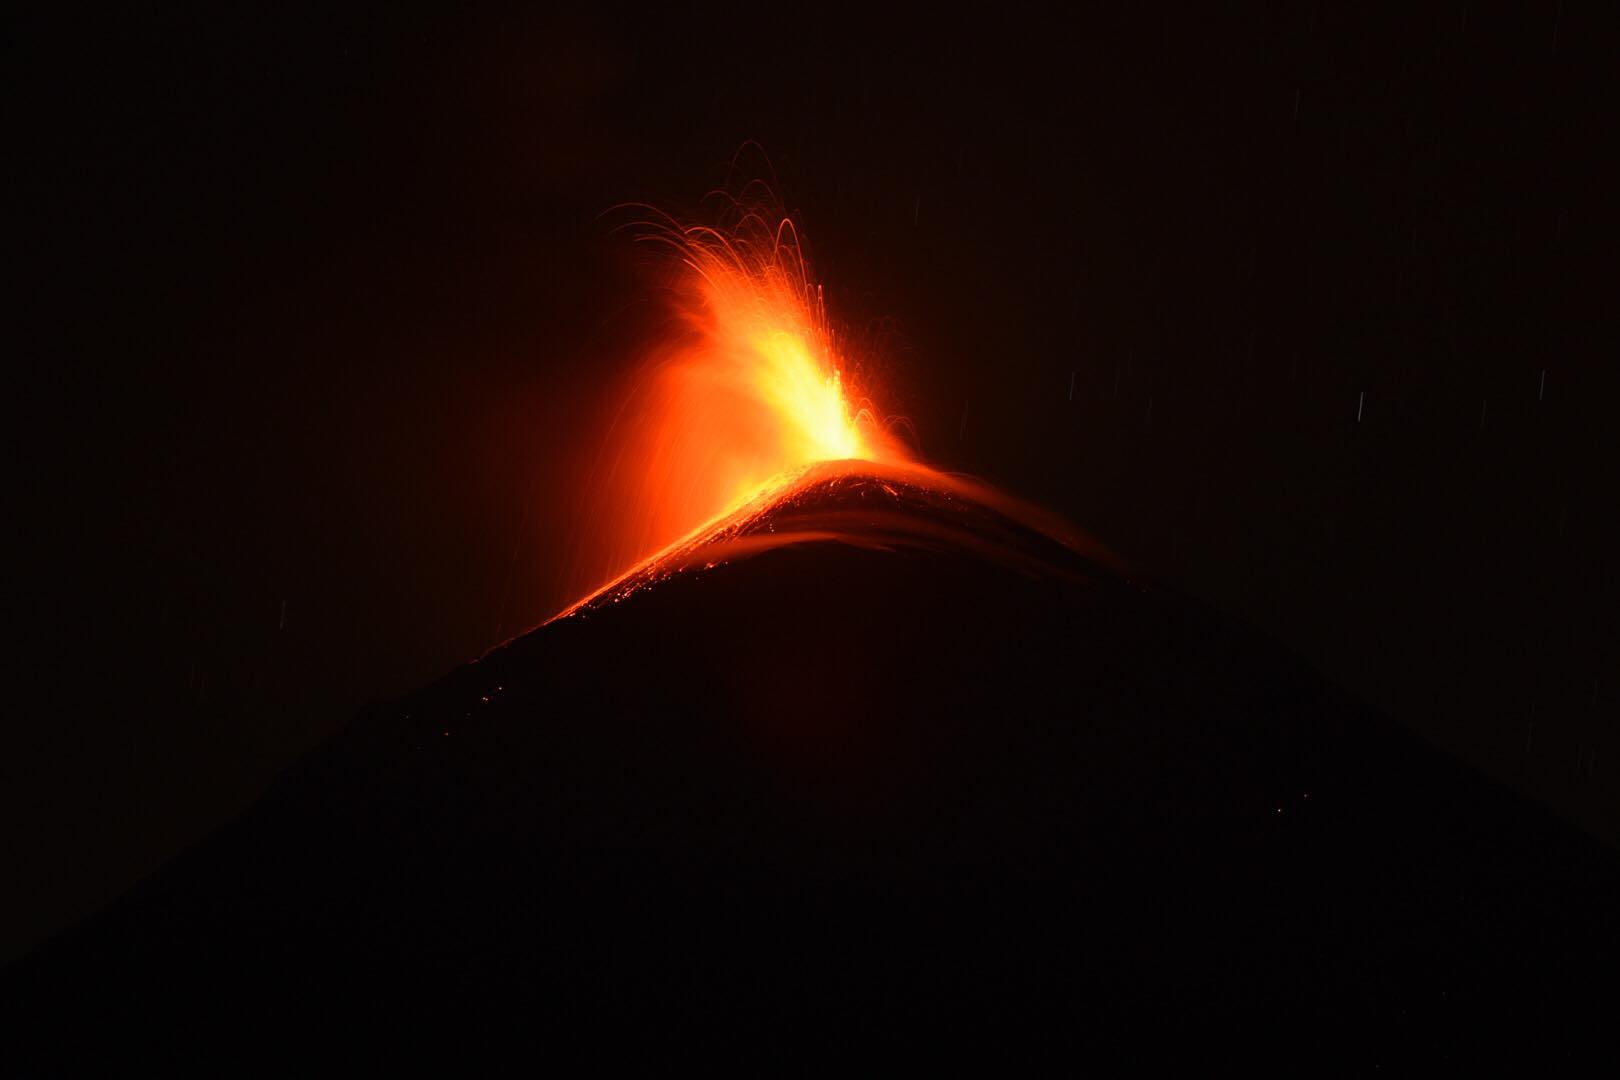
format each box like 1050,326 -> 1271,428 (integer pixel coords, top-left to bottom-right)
8,480 -> 1617,1072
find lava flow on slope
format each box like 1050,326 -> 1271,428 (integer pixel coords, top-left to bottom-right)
551,457 -> 1118,623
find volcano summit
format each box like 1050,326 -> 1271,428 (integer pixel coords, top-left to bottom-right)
7,463 -> 1616,1071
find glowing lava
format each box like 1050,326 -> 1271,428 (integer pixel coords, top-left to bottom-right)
562,199 -> 909,612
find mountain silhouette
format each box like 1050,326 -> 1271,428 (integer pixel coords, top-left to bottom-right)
8,464 -> 1615,1071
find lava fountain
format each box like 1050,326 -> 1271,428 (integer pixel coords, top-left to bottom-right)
560,197 -> 911,614
551,189 -> 1110,626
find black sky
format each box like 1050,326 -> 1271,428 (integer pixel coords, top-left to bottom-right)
7,3 -> 1614,962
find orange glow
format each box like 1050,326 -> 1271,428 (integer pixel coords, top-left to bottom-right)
562,199 -> 909,611
549,457 -> 1116,624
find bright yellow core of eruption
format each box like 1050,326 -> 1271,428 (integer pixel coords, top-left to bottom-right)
568,211 -> 904,607
750,329 -> 864,463
662,214 -> 901,510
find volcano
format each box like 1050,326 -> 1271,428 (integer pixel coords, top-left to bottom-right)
7,464 -> 1616,1071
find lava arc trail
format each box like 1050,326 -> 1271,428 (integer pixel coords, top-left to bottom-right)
552,457 -> 1114,623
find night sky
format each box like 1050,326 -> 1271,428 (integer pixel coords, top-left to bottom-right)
8,3 -> 1613,963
